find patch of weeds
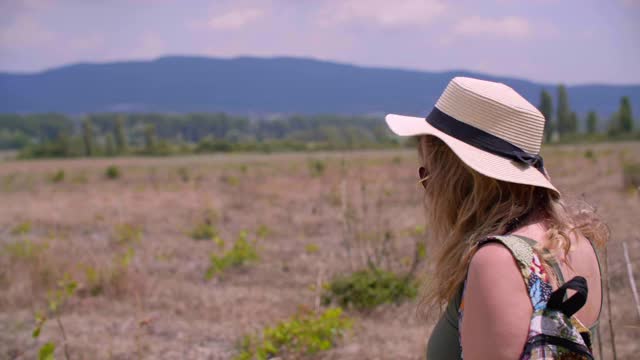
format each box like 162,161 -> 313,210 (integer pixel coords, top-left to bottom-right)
38,342 -> 55,360
322,268 -> 418,311
584,149 -> 596,161
239,164 -> 248,174
391,155 -> 403,164
154,251 -> 174,262
204,207 -> 220,223
190,222 -> 217,241
79,248 -> 135,297
327,185 -> 342,207
623,162 -> 640,191
305,243 -> 319,254
234,307 -> 351,360
11,221 -> 32,235
4,239 -> 48,260
83,264 -> 104,296
308,159 -> 326,177
255,224 -> 271,238
48,170 -> 65,183
221,174 -> 240,186
177,167 -> 190,183
205,231 -> 258,279
32,273 -> 78,360
2,173 -> 17,191
114,223 -> 142,245
105,165 -> 121,180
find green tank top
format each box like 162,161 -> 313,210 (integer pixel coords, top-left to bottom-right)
426,235 -> 602,360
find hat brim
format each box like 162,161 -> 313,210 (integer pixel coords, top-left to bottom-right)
385,114 -> 559,195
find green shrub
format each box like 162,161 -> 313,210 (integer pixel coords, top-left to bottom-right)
322,268 -> 417,311
190,222 -> 217,240
49,169 -> 65,183
235,307 -> 352,360
205,231 -> 258,279
308,159 -> 326,177
11,221 -> 32,235
623,162 -> 640,190
105,165 -> 120,179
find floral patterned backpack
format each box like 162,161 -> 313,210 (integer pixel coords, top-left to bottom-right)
466,235 -> 595,360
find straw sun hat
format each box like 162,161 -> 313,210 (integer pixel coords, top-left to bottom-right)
385,76 -> 558,194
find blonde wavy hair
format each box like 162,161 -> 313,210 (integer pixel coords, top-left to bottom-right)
416,135 -> 608,314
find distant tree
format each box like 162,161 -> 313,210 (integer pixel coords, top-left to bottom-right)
586,111 -> 598,134
619,96 -> 633,133
82,118 -> 95,156
569,112 -> 579,134
144,123 -> 157,153
556,84 -> 572,137
105,134 -> 116,156
114,116 -> 128,153
538,90 -> 554,142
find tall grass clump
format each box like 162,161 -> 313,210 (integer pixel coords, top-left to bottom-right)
205,231 -> 258,279
234,307 -> 351,360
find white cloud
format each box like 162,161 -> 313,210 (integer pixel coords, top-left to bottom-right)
451,16 -> 531,39
323,0 -> 448,27
205,7 -> 264,30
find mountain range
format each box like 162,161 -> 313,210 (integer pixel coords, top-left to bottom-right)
1,56 -> 638,123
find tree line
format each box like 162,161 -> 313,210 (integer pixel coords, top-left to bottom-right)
0,113 -> 401,158
538,85 -> 635,142
0,90 -> 636,158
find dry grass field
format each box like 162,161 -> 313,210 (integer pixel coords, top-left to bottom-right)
1,142 -> 639,360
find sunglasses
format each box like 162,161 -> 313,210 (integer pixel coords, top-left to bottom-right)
417,166 -> 430,189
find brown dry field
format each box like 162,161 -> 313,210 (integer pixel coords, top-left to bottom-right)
1,142 -> 639,360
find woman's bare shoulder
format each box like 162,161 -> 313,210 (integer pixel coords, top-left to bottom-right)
461,242 -> 531,359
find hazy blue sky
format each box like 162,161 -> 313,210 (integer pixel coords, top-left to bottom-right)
1,0 -> 639,84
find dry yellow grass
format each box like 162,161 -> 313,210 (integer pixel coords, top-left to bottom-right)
1,143 -> 639,359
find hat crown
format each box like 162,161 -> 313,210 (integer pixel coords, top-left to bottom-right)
434,77 -> 545,154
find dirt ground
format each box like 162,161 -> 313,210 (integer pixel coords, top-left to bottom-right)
1,142 -> 639,360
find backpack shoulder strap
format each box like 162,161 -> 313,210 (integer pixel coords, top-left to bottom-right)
479,235 -> 554,310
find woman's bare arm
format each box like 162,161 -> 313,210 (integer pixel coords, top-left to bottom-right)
460,243 -> 532,359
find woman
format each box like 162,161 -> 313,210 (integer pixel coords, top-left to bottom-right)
384,77 -> 606,359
